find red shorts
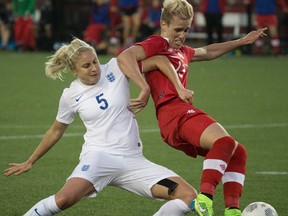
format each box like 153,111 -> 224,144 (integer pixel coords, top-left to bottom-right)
256,15 -> 277,28
157,99 -> 216,158
14,17 -> 35,48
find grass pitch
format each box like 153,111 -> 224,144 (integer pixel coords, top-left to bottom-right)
0,51 -> 287,215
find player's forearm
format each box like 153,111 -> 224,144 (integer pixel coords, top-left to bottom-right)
28,121 -> 67,165
117,50 -> 150,93
204,38 -> 244,60
154,56 -> 184,92
27,129 -> 61,164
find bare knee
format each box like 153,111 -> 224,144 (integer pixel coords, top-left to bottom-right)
55,193 -> 81,210
174,185 -> 197,205
167,177 -> 198,205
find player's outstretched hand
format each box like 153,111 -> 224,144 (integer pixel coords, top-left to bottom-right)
242,27 -> 267,45
129,88 -> 150,114
4,161 -> 32,176
177,88 -> 194,103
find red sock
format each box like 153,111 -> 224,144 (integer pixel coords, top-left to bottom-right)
200,136 -> 236,195
222,143 -> 247,208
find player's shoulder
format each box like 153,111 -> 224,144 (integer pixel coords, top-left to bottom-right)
101,58 -> 122,74
100,58 -> 118,69
61,79 -> 83,97
101,58 -> 125,82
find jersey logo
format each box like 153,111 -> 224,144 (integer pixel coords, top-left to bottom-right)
75,94 -> 84,102
197,203 -> 207,213
187,109 -> 195,114
81,165 -> 90,171
158,91 -> 165,99
168,48 -> 173,52
106,72 -> 116,82
34,208 -> 42,216
220,164 -> 226,171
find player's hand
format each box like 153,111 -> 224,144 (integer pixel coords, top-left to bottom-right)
129,88 -> 150,114
4,161 -> 32,176
242,27 -> 267,44
177,88 -> 194,103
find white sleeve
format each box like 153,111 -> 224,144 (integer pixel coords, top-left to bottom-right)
56,94 -> 75,124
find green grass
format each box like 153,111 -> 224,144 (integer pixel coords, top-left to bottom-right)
1,52 -> 288,215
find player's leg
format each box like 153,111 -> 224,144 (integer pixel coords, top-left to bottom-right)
152,176 -> 197,216
223,143 -> 247,216
121,13 -> 131,47
255,15 -> 265,55
268,16 -> 280,55
178,115 -> 238,215
116,156 -> 197,216
55,177 -> 96,209
23,17 -> 35,50
23,150 -> 118,215
130,11 -> 140,45
205,13 -> 214,44
23,178 -> 95,216
215,14 -> 223,43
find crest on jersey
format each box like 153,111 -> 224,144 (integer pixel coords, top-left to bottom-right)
106,72 -> 116,82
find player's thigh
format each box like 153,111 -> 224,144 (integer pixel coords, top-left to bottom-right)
121,14 -> 130,26
178,113 -> 216,148
115,156 -> 178,199
199,122 -> 230,149
67,150 -> 124,197
131,12 -> 140,26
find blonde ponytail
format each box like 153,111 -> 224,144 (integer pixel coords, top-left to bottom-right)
45,38 -> 94,80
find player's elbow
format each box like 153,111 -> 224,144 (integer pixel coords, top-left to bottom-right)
117,49 -> 130,67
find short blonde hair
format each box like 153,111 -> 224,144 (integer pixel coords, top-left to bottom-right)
45,38 -> 94,80
161,0 -> 194,25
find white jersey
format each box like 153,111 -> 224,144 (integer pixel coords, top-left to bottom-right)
56,58 -> 143,157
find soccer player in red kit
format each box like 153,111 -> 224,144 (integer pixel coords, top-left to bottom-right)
117,0 -> 267,215
246,0 -> 288,55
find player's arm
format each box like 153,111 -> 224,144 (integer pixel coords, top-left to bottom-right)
4,120 -> 68,176
192,28 -> 267,61
141,55 -> 193,103
117,45 -> 150,113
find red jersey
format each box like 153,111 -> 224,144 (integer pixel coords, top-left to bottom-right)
136,35 -> 195,110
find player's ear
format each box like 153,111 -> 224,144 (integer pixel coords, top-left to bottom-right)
161,20 -> 167,32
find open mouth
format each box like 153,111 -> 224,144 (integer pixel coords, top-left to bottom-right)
175,40 -> 182,46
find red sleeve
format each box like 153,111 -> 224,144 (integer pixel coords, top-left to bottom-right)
135,36 -> 170,58
182,46 -> 196,62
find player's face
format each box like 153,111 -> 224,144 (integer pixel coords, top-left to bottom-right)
74,50 -> 101,86
161,16 -> 192,49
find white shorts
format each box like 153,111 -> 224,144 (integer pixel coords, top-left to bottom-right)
67,150 -> 178,199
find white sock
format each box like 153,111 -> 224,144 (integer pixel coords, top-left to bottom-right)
23,195 -> 61,216
153,199 -> 191,216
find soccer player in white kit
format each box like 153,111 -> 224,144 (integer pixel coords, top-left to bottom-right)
4,38 -> 198,215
